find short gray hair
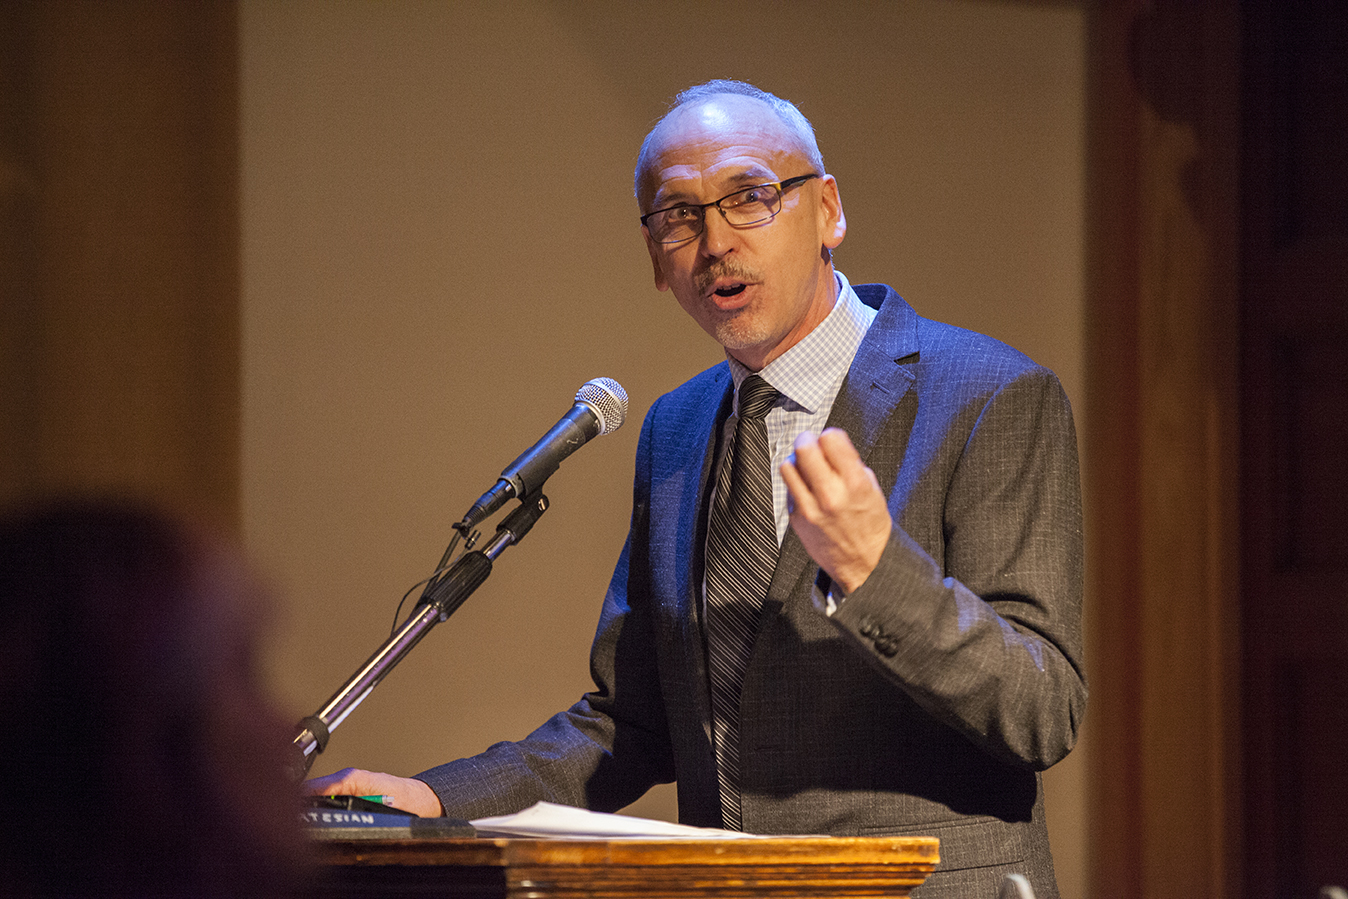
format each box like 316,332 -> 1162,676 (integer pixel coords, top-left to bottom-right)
634,80 -> 825,202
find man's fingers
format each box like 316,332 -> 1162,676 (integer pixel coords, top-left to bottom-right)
782,457 -> 819,519
304,768 -> 445,817
783,428 -> 892,594
815,427 -> 863,467
816,429 -> 879,489
305,767 -> 372,795
787,430 -> 824,476
788,429 -> 878,510
788,429 -> 848,492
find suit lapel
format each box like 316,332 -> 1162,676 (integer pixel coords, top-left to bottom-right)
827,285 -> 919,473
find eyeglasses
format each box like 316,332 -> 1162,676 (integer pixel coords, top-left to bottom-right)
640,174 -> 820,244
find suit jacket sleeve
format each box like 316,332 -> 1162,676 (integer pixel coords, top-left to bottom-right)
827,348 -> 1086,771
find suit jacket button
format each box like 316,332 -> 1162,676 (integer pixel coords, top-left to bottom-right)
858,617 -> 880,638
874,636 -> 900,657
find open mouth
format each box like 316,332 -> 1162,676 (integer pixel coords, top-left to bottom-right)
697,263 -> 760,302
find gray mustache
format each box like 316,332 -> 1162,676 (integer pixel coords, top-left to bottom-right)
696,262 -> 762,293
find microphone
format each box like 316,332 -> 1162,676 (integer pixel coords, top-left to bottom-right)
459,377 -> 628,530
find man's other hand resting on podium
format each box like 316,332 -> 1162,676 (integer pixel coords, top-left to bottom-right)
306,767 -> 447,818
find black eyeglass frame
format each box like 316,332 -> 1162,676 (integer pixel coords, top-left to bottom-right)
639,173 -> 821,244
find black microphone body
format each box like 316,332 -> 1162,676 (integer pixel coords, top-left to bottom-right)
459,378 -> 627,529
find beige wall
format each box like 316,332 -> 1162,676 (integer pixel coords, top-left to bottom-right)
240,0 -> 1087,893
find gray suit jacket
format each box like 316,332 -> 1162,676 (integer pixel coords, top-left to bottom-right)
418,284 -> 1086,899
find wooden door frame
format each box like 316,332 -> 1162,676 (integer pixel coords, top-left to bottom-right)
1084,3 -> 1244,897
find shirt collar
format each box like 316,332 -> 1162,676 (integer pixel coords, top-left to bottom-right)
725,270 -> 876,414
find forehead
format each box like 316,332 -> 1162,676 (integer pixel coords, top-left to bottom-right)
640,96 -> 809,206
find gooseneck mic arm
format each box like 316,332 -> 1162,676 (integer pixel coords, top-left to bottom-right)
293,494 -> 549,777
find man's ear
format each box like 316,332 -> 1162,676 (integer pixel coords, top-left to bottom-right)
643,227 -> 670,291
819,175 -> 847,250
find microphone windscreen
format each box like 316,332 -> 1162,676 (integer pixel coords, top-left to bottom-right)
576,378 -> 628,436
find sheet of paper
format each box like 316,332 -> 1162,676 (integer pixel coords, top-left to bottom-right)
470,801 -> 766,840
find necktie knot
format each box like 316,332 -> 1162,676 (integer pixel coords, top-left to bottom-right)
737,375 -> 778,422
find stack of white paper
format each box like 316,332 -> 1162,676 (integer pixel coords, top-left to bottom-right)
470,801 -> 766,840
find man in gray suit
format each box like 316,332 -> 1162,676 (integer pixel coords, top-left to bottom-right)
310,80 -> 1085,898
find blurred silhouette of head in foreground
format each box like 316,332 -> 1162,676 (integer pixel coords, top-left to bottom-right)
0,498 -> 310,897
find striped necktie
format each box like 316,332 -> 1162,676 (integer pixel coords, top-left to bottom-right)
703,374 -> 780,831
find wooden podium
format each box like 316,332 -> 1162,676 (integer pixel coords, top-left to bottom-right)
316,835 -> 940,898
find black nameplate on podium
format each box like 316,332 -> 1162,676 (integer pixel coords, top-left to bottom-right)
303,796 -> 475,840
